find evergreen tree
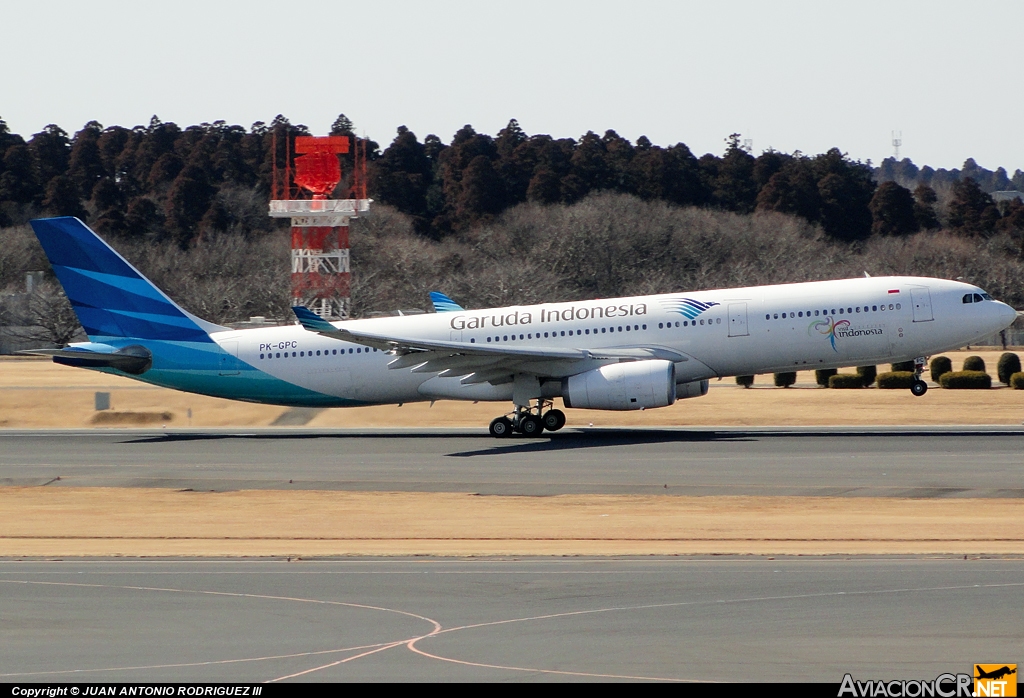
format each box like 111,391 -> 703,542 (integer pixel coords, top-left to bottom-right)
456,155 -> 505,223
369,126 -> 434,232
869,181 -> 918,236
330,113 -> 355,136
755,159 -> 820,222
0,144 -> 41,204
42,175 -> 88,219
68,121 -> 107,200
164,165 -> 215,245
28,124 -> 72,188
912,185 -> 940,230
812,148 -> 875,241
711,134 -> 757,213
947,177 -> 1000,236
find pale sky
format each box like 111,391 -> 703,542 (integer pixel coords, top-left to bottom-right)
2,0 -> 1022,174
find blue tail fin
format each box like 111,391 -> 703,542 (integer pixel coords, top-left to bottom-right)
30,217 -> 223,343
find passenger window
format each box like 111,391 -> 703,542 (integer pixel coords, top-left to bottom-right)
872,306 -> 877,312
560,331 -> 565,336
798,312 -> 803,317
896,303 -> 901,309
839,308 -> 844,314
503,335 -> 508,341
773,314 -> 778,319
855,307 -> 860,313
642,324 -> 647,330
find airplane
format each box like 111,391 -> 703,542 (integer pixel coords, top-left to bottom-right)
975,666 -> 1016,681
22,216 -> 1019,437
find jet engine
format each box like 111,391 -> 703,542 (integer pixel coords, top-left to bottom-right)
561,360 -> 676,411
676,378 -> 710,399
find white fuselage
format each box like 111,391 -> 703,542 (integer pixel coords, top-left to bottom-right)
208,276 -> 1017,406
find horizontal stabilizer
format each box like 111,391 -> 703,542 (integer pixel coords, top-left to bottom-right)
20,344 -> 152,375
429,292 -> 464,313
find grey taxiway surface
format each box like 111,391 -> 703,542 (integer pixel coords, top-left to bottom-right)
1,426 -> 1022,497
4,427 -> 1022,681
3,557 -> 1023,682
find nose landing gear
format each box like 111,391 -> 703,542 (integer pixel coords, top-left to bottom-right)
488,399 -> 566,437
911,356 -> 928,396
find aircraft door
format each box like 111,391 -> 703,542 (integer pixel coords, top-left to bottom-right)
218,341 -> 240,376
911,288 -> 933,322
727,303 -> 749,337
450,331 -> 463,342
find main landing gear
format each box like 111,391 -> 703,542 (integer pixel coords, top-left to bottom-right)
489,399 -> 566,438
911,356 -> 928,397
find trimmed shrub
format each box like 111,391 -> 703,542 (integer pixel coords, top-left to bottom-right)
736,374 -> 754,388
1011,372 -> 1024,390
774,372 -> 797,388
997,353 -> 1021,385
815,368 -> 837,387
891,360 -> 915,372
938,370 -> 992,389
829,373 -> 864,389
963,355 -> 986,372
856,365 -> 877,387
930,356 -> 952,383
876,371 -> 915,389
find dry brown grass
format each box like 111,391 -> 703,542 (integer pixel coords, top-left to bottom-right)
2,350 -> 1021,429
2,487 -> 1022,557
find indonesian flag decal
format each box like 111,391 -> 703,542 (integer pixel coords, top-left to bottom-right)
888,289 -> 900,294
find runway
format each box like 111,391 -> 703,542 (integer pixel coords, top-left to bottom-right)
1,426 -> 1022,497
1,556 -> 1020,682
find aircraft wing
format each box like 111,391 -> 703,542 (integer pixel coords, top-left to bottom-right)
292,306 -> 685,381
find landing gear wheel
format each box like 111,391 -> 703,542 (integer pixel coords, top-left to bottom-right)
489,416 -> 514,437
519,415 -> 544,437
910,380 -> 928,397
542,409 -> 566,432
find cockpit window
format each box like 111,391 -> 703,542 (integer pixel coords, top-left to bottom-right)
973,293 -> 984,303
982,293 -> 993,300
963,294 -> 974,304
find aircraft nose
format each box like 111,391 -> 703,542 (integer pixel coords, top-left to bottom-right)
1001,303 -> 1020,328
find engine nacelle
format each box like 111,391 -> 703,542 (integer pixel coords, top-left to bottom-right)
562,360 -> 676,411
676,379 -> 710,399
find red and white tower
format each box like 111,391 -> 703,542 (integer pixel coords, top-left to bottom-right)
269,134 -> 370,319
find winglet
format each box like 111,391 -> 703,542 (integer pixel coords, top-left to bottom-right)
429,291 -> 464,313
292,306 -> 338,333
